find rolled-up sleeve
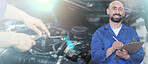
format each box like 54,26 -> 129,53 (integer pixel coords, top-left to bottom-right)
91,30 -> 108,63
0,0 -> 7,19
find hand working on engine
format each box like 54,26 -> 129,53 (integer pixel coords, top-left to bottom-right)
23,16 -> 50,37
0,0 -> 50,52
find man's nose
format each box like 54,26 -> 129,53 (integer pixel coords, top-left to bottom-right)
115,9 -> 120,14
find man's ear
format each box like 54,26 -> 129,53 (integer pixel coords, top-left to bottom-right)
107,8 -> 109,15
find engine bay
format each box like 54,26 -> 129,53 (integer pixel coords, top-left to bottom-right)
0,20 -> 91,64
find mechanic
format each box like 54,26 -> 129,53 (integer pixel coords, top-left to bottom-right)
91,1 -> 144,64
0,0 -> 50,52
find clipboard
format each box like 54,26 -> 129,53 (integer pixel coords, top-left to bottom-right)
113,42 -> 144,60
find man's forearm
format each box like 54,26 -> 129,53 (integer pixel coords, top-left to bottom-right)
106,47 -> 115,58
2,4 -> 31,21
0,32 -> 15,47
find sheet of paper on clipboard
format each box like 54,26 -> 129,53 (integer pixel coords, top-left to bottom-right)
113,42 -> 144,60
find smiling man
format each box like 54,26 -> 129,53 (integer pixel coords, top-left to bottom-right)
91,1 -> 144,64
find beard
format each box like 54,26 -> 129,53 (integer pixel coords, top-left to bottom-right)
110,14 -> 122,23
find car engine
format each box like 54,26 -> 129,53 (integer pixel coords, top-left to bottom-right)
0,20 -> 91,64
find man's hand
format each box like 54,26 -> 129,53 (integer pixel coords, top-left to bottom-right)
112,41 -> 123,50
23,17 -> 50,37
116,49 -> 131,61
2,3 -> 50,37
106,41 -> 123,58
12,33 -> 36,52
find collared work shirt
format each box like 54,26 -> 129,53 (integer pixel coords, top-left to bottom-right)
91,23 -> 144,64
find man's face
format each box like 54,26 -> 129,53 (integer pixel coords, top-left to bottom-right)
107,1 -> 125,23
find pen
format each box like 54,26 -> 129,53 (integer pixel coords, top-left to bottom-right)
113,36 -> 124,47
113,36 -> 118,41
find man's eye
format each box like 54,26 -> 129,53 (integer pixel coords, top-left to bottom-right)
119,8 -> 123,11
112,7 -> 117,10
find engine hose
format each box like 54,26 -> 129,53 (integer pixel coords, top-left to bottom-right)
52,41 -> 64,54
